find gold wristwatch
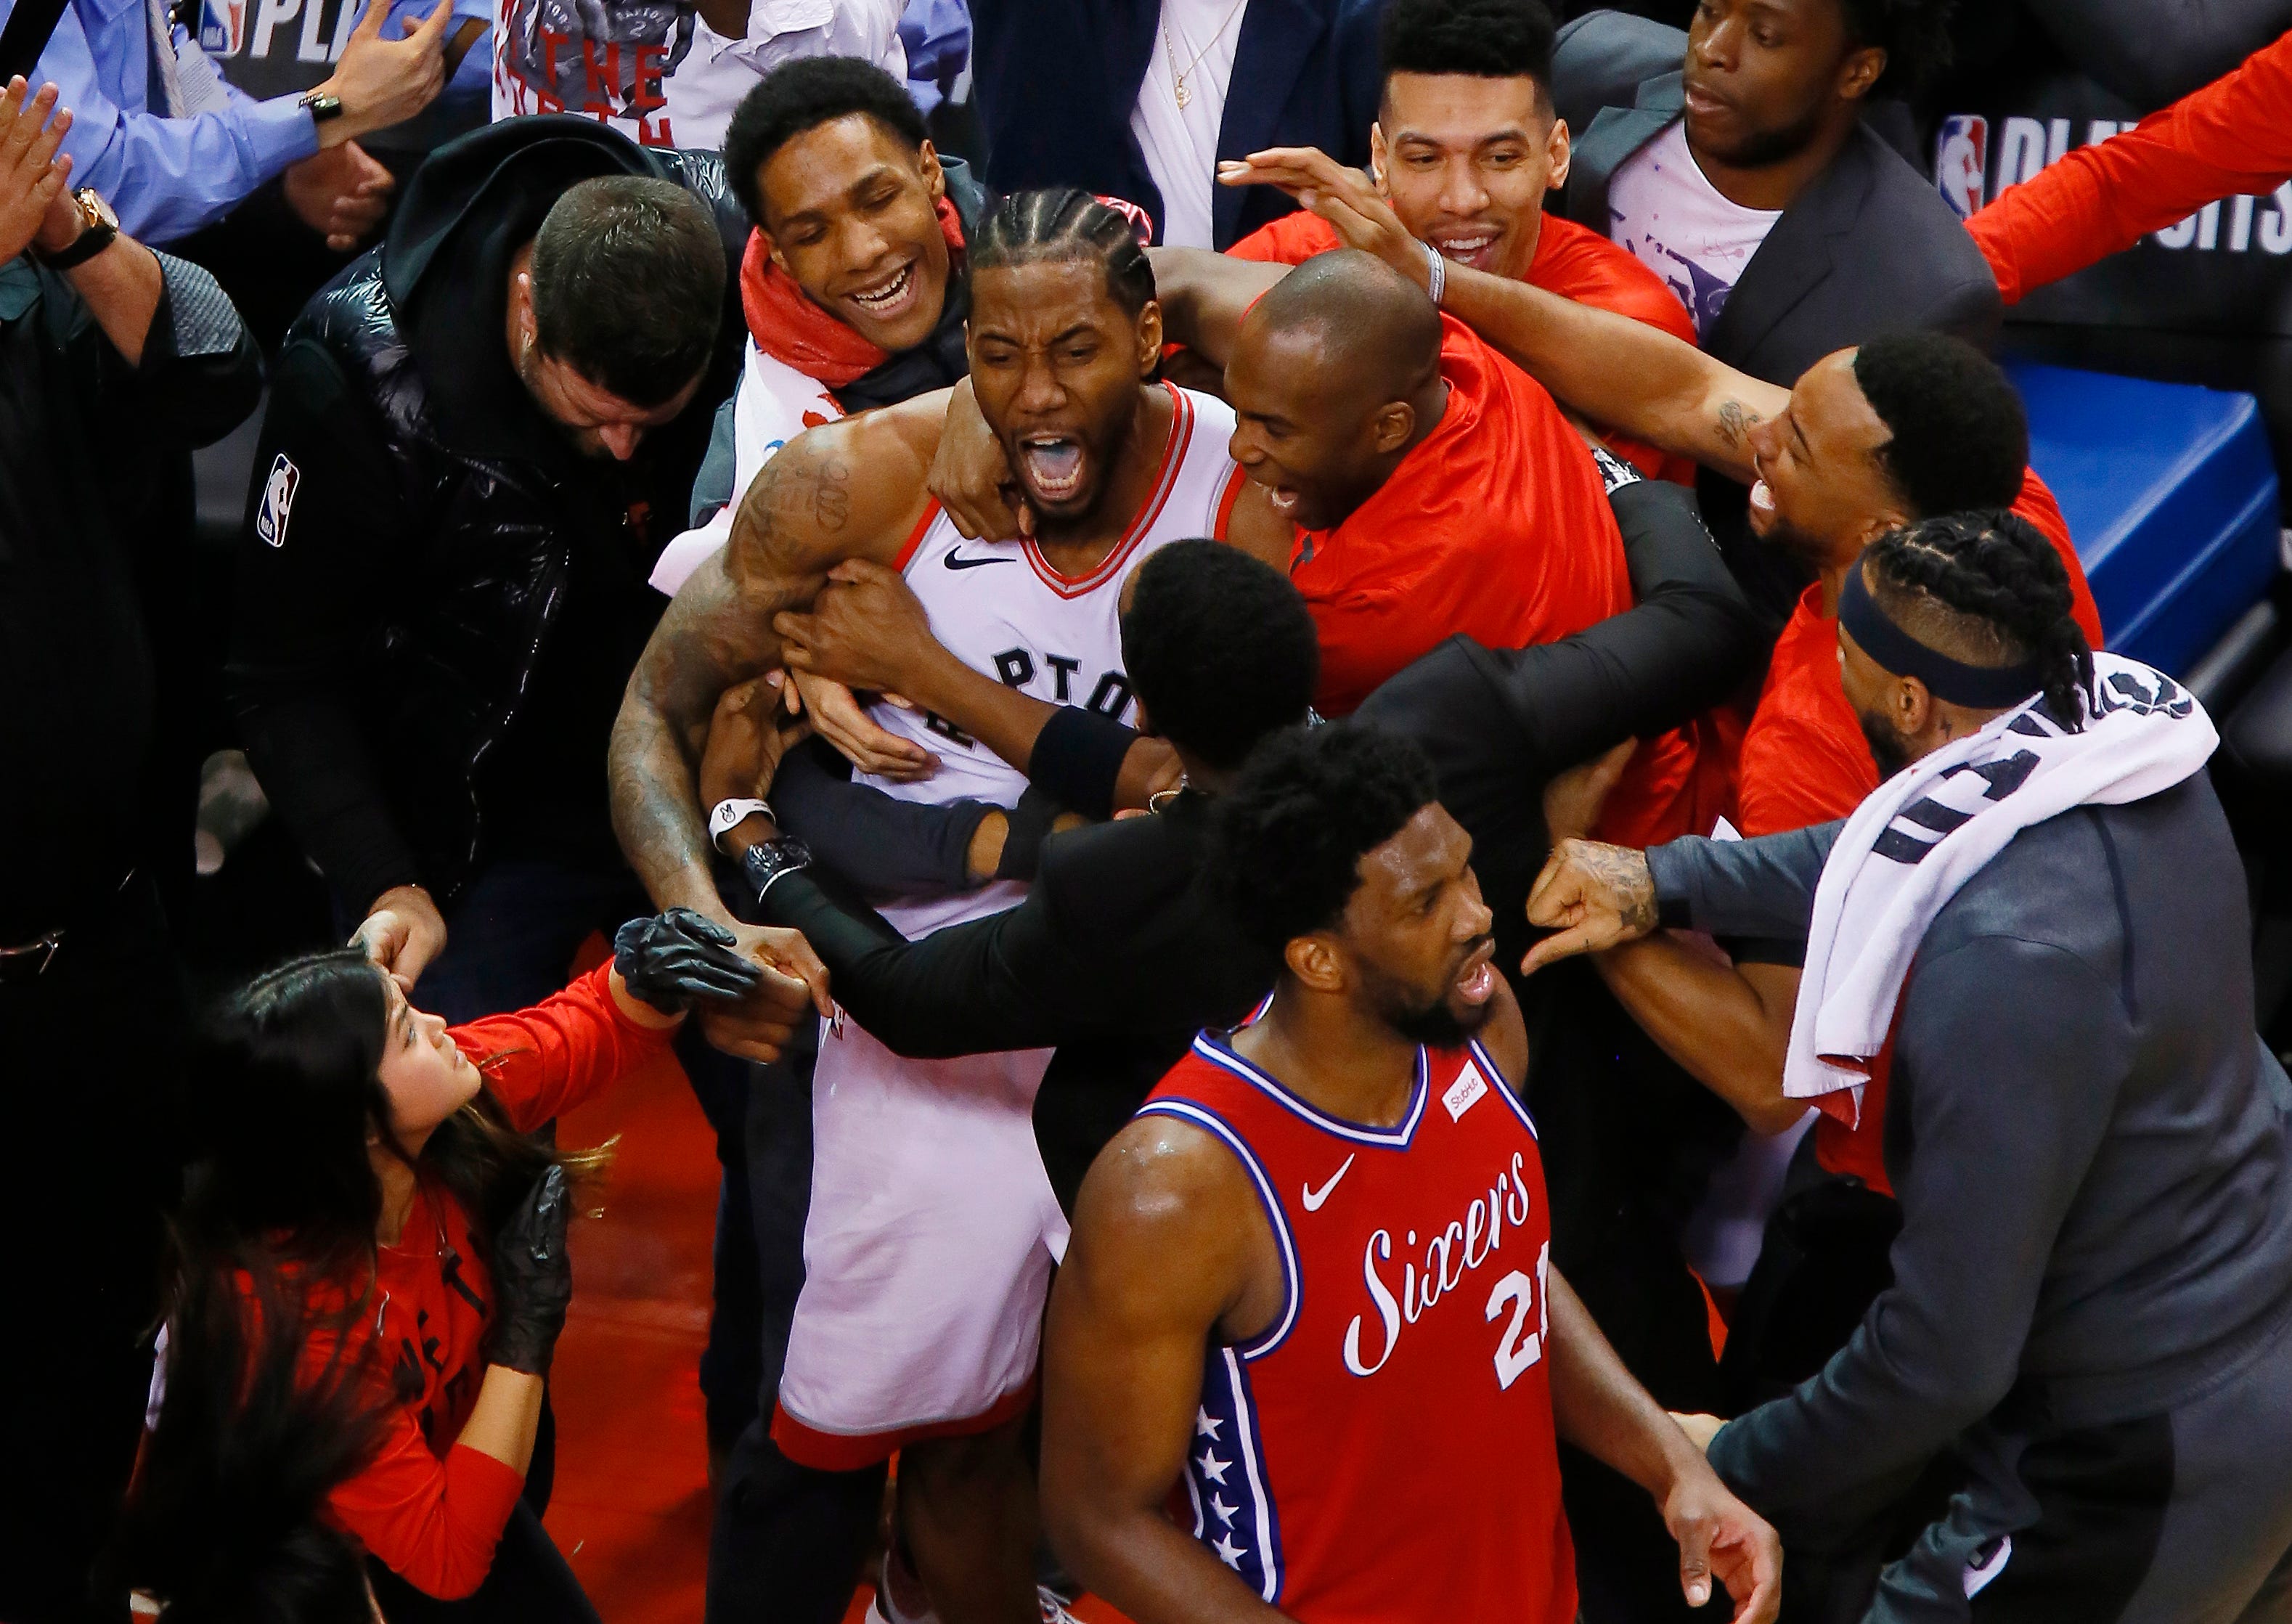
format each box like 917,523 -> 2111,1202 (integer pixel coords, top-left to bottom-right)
36,188 -> 120,270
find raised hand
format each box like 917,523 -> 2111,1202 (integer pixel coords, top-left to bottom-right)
1520,838 -> 1658,975
1216,146 -> 1424,287
310,0 -> 452,147
0,79 -> 73,265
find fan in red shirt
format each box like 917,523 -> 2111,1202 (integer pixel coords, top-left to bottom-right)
109,912 -> 821,1622
1223,0 -> 1697,483
1150,244 -> 1707,846
1967,27 -> 2292,306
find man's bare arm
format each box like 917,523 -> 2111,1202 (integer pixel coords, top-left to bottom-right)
1595,943 -> 1808,1134
1546,1268 -> 1784,1621
609,412 -> 936,920
1043,1122 -> 1289,1624
1147,248 -> 1288,368
1438,262 -> 1785,486
1210,145 -> 1788,483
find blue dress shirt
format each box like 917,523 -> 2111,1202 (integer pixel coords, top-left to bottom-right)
6,0 -> 319,242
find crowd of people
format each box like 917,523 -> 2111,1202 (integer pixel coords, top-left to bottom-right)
9,0 -> 2292,1621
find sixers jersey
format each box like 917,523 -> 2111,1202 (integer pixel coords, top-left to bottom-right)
1140,1034 -> 1577,1624
858,382 -> 1244,937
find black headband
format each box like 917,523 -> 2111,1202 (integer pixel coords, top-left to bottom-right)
1837,566 -> 2047,710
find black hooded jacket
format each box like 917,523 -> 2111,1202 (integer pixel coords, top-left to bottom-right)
226,118 -> 747,912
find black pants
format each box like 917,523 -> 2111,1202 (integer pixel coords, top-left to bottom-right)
706,1020 -> 889,1624
368,1502 -> 601,1624
0,876 -> 185,1623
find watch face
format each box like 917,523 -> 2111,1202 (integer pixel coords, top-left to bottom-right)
80,190 -> 118,232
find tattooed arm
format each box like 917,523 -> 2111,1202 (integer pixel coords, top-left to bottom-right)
1431,259 -> 1790,486
610,399 -> 942,926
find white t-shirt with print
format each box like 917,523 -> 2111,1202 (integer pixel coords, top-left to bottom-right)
491,0 -> 905,152
1128,0 -> 1248,247
1606,118 -> 1783,341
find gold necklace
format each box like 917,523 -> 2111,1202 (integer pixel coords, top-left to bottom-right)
1160,0 -> 1248,109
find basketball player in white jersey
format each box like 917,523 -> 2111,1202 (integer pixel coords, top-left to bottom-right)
611,186 -> 1288,1624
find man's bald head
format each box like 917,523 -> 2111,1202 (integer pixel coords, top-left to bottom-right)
1247,248 -> 1444,409
1227,250 -> 1451,531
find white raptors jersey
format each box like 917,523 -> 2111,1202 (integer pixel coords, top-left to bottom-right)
861,381 -> 1245,937
781,386 -> 1244,1453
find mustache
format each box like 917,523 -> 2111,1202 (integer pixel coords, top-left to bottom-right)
1452,933 -> 1495,973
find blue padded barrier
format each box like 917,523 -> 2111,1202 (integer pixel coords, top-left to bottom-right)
2007,361 -> 2281,677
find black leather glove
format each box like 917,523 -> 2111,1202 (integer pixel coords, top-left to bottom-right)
486,1165 -> 573,1377
612,907 -> 764,1013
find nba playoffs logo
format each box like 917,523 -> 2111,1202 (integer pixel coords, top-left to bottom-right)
1936,115 -> 1988,218
198,0 -> 248,55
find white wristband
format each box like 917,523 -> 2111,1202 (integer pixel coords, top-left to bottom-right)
1419,238 -> 1445,307
708,797 -> 774,854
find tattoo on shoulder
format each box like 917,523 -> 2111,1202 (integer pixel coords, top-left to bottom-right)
1715,399 -> 1763,448
814,457 -> 850,532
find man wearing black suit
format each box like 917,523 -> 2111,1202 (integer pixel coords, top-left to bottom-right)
1553,1 -> 1995,622
968,0 -> 1383,248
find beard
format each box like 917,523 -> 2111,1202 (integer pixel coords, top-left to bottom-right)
1858,703 -> 1915,780
1361,938 -> 1496,1049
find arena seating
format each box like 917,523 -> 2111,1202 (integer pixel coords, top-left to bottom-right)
2007,360 -> 2283,675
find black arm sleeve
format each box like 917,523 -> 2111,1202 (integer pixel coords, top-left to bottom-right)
223,339 -> 423,913
759,870 -> 1072,1057
770,743 -> 995,901
1461,478 -> 1762,768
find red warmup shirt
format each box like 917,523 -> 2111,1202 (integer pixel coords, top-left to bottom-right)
1968,29 -> 2292,303
1227,210 -> 1698,481
286,966 -> 674,1599
1289,317 -> 1704,843
1733,471 -> 2103,1192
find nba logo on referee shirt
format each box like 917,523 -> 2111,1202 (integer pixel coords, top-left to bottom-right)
256,454 -> 299,548
1934,116 -> 1989,218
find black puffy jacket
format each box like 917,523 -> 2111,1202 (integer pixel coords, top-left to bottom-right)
227,118 -> 746,911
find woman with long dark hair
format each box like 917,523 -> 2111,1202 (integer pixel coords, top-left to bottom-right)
105,910 -> 779,1623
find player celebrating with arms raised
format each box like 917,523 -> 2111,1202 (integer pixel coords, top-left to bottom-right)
1041,722 -> 1779,1624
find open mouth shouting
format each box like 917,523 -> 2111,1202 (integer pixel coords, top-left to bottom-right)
1017,434 -> 1089,506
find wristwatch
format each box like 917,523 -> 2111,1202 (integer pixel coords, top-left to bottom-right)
299,89 -> 344,124
35,189 -> 118,270
741,836 -> 814,907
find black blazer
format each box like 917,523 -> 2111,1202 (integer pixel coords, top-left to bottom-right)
1551,11 -> 2003,627
968,0 -> 1383,248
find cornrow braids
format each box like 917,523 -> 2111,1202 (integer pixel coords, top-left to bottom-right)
969,187 -> 1157,317
1864,510 -> 2095,729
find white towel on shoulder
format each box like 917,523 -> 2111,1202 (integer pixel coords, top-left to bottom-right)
1785,653 -> 2217,1120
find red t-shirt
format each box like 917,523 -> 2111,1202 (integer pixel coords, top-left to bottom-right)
298,966 -> 674,1598
1734,470 -> 2103,1192
1228,211 -> 1697,481
1292,316 -> 1702,842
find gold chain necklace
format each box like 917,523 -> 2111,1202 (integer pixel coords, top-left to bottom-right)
1160,0 -> 1248,108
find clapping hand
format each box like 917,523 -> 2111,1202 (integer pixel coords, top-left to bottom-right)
0,78 -> 72,266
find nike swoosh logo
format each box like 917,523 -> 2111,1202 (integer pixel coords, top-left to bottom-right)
1302,1154 -> 1355,1212
944,549 -> 1014,570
